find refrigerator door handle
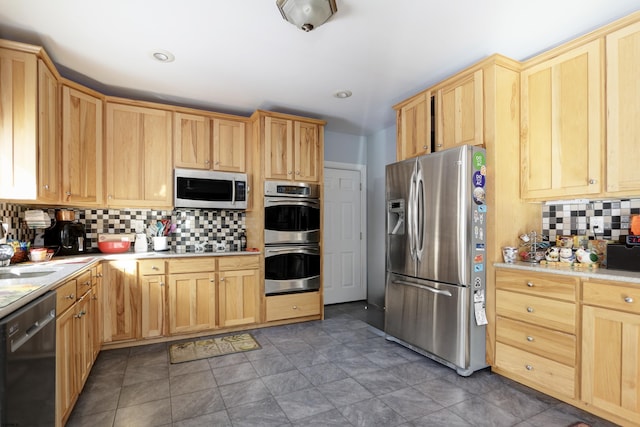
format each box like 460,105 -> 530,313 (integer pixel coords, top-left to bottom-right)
415,164 -> 425,261
392,279 -> 453,297
408,167 -> 416,260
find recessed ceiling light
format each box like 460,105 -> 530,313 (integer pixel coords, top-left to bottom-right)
334,90 -> 352,99
152,50 -> 175,63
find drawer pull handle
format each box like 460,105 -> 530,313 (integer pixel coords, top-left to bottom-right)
625,296 -> 634,303
526,282 -> 534,287
526,307 -> 534,313
526,336 -> 534,342
525,364 -> 533,371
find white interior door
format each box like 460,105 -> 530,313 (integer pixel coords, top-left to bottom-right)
323,165 -> 366,304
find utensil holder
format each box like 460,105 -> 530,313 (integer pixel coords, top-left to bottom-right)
153,236 -> 168,251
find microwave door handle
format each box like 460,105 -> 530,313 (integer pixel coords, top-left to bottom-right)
231,178 -> 236,206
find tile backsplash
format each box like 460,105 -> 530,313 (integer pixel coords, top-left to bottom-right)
0,203 -> 245,252
542,198 -> 640,243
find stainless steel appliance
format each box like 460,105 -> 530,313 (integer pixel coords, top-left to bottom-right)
264,181 -> 320,245
43,220 -> 87,256
0,291 -> 56,426
265,244 -> 321,294
174,168 -> 247,210
264,181 -> 321,294
385,145 -> 488,376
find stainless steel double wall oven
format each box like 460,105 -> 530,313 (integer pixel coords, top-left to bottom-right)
264,181 -> 321,295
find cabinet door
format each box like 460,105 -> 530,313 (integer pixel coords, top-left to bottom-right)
140,274 -> 165,339
61,85 -> 103,205
37,60 -> 60,203
74,294 -> 92,391
56,306 -> 76,427
212,118 -> 245,172
173,112 -> 210,169
218,269 -> 259,327
167,272 -> 217,334
294,121 -> 320,182
606,21 -> 640,194
264,116 -> 293,180
396,92 -> 431,160
582,305 -> 640,425
91,265 -> 103,361
436,69 -> 483,151
521,40 -> 602,200
103,261 -> 139,342
0,48 -> 38,199
105,103 -> 172,207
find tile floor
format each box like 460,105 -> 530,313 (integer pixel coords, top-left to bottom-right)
67,301 -> 616,427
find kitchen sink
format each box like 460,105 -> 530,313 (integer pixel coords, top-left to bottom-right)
0,270 -> 57,280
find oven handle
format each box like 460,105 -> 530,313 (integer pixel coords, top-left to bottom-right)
265,246 -> 320,256
265,198 -> 320,207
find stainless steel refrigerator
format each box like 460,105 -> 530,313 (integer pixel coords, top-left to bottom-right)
385,145 -> 488,376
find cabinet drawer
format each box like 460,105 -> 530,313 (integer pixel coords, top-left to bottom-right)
168,257 -> 216,274
496,316 -> 576,365
218,255 -> 259,271
496,269 -> 578,301
266,292 -> 321,322
139,259 -> 166,275
56,279 -> 77,314
495,342 -> 575,398
75,270 -> 93,297
583,280 -> 640,314
496,289 -> 576,333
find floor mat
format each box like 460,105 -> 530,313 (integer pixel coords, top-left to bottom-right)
169,333 -> 260,364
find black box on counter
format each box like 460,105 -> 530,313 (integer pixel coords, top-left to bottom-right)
606,244 -> 640,272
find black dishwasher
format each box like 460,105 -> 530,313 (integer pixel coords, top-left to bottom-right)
0,291 -> 56,426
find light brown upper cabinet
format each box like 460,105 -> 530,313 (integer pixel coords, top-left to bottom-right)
0,47 -> 38,200
436,69 -> 483,151
520,40 -> 603,200
37,59 -> 60,204
394,91 -> 431,161
61,84 -> 103,206
173,112 -> 246,172
105,101 -> 172,208
262,113 -> 323,183
606,20 -> 640,195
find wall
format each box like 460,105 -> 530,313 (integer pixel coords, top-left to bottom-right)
365,126 -> 396,308
324,131 -> 367,164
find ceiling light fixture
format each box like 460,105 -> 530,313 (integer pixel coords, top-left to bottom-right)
152,50 -> 175,63
334,90 -> 352,99
276,0 -> 338,32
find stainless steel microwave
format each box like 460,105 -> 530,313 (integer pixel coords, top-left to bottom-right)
174,168 -> 248,210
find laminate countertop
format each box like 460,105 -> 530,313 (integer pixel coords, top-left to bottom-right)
495,261 -> 640,284
0,250 -> 259,319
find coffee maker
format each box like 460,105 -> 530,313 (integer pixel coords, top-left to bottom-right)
43,221 -> 87,256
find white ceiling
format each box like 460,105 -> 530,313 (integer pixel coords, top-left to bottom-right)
1,0 -> 639,136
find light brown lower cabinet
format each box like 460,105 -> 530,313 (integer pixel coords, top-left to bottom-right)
265,291 -> 321,322
582,280 -> 640,426
139,259 -> 166,339
102,260 -> 139,343
55,273 -> 96,427
167,271 -> 217,334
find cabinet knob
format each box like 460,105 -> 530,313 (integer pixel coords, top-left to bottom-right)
205,160 -> 210,165
108,195 -> 113,199
220,277 -> 225,282
295,171 -> 300,175
44,184 -> 49,190
624,296 -> 634,303
66,294 -> 75,300
589,179 -> 597,185
97,273 -> 103,278
526,336 -> 534,342
526,282 -> 534,287
422,145 -> 427,149
436,144 -> 443,148
152,266 -> 159,270
84,280 -> 91,287
292,305 -> 298,310
92,295 -> 98,301
526,306 -> 534,313
66,191 -> 72,196
525,365 -> 533,371
288,171 -> 293,175
160,282 -> 165,287
215,161 -> 220,165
